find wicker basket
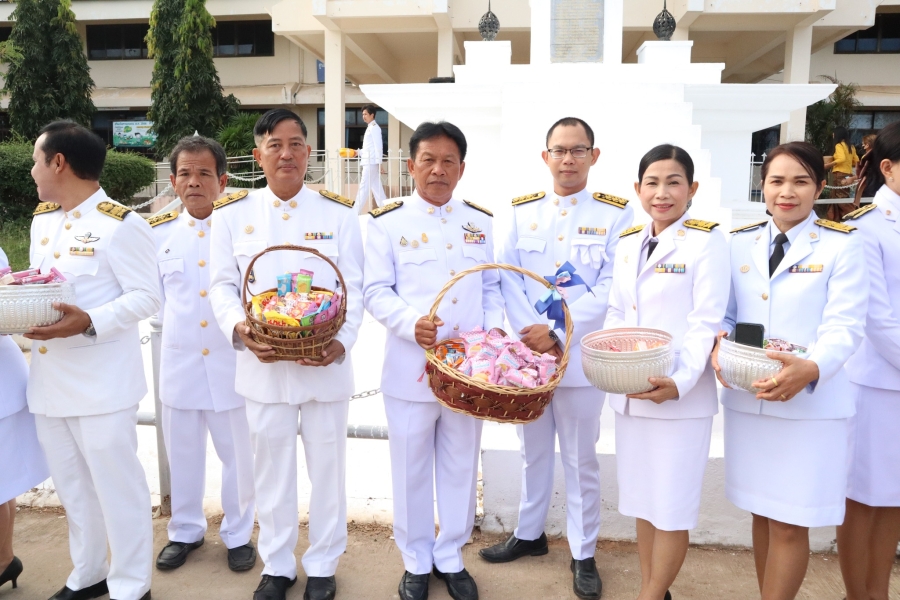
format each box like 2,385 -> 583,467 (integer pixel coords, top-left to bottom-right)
581,328 -> 675,394
242,244 -> 347,361
0,282 -> 76,334
424,263 -> 573,425
717,337 -> 786,392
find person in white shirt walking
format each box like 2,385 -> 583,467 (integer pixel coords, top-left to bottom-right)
149,136 -> 256,574
356,104 -> 387,212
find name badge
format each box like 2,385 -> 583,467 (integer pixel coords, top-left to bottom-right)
789,264 -> 823,273
577,227 -> 606,236
305,232 -> 334,240
464,233 -> 486,244
655,263 -> 685,274
69,247 -> 95,256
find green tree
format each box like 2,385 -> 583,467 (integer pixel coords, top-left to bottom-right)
806,75 -> 862,154
147,0 -> 238,157
146,0 -> 184,156
0,0 -> 95,139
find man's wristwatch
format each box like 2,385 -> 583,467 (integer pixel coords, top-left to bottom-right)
548,330 -> 560,345
83,319 -> 97,338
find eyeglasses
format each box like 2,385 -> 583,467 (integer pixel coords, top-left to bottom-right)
547,147 -> 591,160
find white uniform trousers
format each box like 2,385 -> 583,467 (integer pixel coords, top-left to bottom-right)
161,405 -> 255,548
34,406 -> 152,600
245,398 -> 348,579
514,386 -> 603,560
356,164 -> 386,212
384,395 -> 482,575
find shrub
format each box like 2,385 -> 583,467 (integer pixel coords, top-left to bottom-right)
101,149 -> 157,203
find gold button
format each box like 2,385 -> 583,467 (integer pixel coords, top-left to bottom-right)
449,270 -> 455,276
762,293 -> 769,301
245,225 -> 254,234
453,325 -> 460,331
887,210 -> 892,216
677,230 -> 685,237
441,218 -> 447,224
632,304 -> 636,310
452,298 -> 458,304
555,261 -> 561,267
446,243 -> 453,249
561,210 -> 567,216
411,239 -> 419,248
530,223 -> 537,230
41,237 -> 49,246
202,348 -> 210,356
553,199 -> 560,205
38,346 -> 47,354
427,207 -> 435,214
809,232 -> 817,239
199,290 -> 207,298
558,235 -> 564,241
571,198 -> 578,205
273,200 -> 281,207
207,220 -> 211,226
740,265 -> 750,273
282,213 -> 290,221
73,211 -> 81,219
198,260 -> 206,267
65,223 -> 72,230
289,200 -> 297,208
624,256 -> 629,263
422,233 -> 429,243
756,234 -> 761,240
188,219 -> 196,227
198,231 -> 205,238
200,320 -> 208,328
54,251 -> 60,259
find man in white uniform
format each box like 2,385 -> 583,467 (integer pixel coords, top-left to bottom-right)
481,117 -> 633,600
25,121 -> 159,600
363,121 -> 505,600
209,109 -> 364,600
355,104 -> 386,212
149,136 -> 256,573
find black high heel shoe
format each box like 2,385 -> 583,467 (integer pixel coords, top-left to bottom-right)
0,556 -> 23,589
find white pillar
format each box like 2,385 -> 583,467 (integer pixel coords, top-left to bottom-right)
603,0 -> 623,64
437,26 -> 454,77
529,0 -> 551,65
388,113 -> 401,196
780,23 -> 813,143
324,28 -> 346,194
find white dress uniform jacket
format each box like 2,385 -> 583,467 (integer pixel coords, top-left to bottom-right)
363,193 -> 505,400
722,214 -> 868,419
360,120 -> 384,166
209,185 -> 365,403
605,214 -> 730,418
0,246 -> 27,420
845,187 -> 900,388
152,209 -> 244,411
27,189 -> 161,416
498,189 -> 633,387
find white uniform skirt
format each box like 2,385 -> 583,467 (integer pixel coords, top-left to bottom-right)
0,406 -> 50,505
615,411 -> 713,531
847,384 -> 900,507
724,408 -> 849,527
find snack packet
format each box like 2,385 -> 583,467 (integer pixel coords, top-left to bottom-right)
470,354 -> 496,383
460,328 -> 487,357
536,354 -> 558,384
294,273 -> 313,294
276,274 -> 292,296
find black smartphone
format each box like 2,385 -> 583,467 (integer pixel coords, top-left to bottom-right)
734,322 -> 765,348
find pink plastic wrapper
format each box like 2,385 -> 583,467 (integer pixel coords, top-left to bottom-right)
470,354 -> 496,383
460,328 -> 487,357
48,267 -> 67,283
20,273 -> 54,285
458,357 -> 473,377
536,354 -> 558,385
313,290 -> 342,325
0,267 -> 11,277
12,269 -> 39,280
496,343 -> 528,374
501,368 -> 538,389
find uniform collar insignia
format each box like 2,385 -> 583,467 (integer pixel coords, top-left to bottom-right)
462,222 -> 482,233
74,232 -> 100,244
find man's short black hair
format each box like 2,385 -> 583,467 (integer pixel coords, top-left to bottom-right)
38,120 -> 107,182
545,117 -> 595,148
254,109 -> 307,142
170,135 -> 228,177
362,104 -> 378,116
409,121 -> 467,162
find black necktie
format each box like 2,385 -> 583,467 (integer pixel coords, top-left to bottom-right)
769,233 -> 788,277
647,238 -> 658,262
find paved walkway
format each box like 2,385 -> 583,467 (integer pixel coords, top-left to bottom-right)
8,508 -> 898,600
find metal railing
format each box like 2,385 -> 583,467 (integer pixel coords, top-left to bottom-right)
749,152 -> 864,205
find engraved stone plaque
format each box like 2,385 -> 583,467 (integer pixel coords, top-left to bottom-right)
551,0 -> 604,63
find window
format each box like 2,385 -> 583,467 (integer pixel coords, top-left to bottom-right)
87,24 -> 150,60
849,110 -> 900,148
316,108 -> 388,154
0,27 -> 12,43
212,20 -> 274,57
835,13 -> 900,54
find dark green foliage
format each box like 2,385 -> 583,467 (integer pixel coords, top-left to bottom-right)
147,0 -> 239,157
217,112 -> 266,188
0,142 -> 156,222
0,219 -> 31,271
806,75 -> 862,155
0,0 -> 95,140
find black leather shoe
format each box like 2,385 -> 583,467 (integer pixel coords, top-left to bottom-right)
253,575 -> 296,600
398,571 -> 429,600
303,575 -> 336,600
432,567 -> 478,600
228,543 -> 257,572
478,532 -> 548,563
571,558 -> 602,600
664,591 -> 672,600
112,593 -> 150,600
155,539 -> 204,570
48,580 -> 109,600
0,556 -> 23,589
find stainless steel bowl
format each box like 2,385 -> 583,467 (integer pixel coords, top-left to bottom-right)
581,328 -> 675,394
718,337 -> 787,392
0,283 -> 75,334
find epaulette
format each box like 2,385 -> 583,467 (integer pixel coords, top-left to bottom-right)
619,224 -> 645,238
463,199 -> 493,217
213,189 -> 249,210
33,202 -> 61,216
97,201 -> 132,221
511,192 -> 545,206
843,204 -> 877,221
815,218 -> 856,234
729,221 -> 767,234
369,200 -> 403,218
683,219 -> 719,232
593,192 -> 629,209
320,189 -> 355,208
147,211 -> 179,228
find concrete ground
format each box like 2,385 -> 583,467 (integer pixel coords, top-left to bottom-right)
7,508 -> 899,600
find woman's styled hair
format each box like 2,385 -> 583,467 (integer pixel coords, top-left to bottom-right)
637,144 -> 695,185
870,121 -> 900,189
761,141 -> 826,184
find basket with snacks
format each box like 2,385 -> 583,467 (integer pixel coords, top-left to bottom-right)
717,337 -> 806,392
580,328 -> 675,394
0,266 -> 74,334
424,263 -> 573,425
242,245 -> 346,361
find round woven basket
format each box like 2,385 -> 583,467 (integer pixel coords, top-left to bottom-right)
717,337 -> 786,392
242,244 -> 347,361
424,263 -> 573,424
581,328 -> 675,394
0,282 -> 76,334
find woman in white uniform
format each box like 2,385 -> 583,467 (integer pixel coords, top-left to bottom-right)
0,247 -> 50,591
836,120 -> 900,600
712,142 -> 868,600
605,145 -> 730,600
